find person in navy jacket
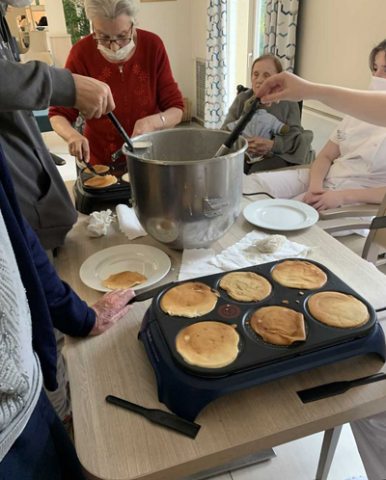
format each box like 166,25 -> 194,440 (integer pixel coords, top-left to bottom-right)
0,142 -> 134,479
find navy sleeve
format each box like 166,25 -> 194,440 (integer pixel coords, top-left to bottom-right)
24,218 -> 96,337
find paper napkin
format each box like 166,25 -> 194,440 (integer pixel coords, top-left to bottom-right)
178,230 -> 310,280
116,204 -> 147,240
210,230 -> 310,270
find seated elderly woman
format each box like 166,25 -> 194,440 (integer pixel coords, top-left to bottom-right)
49,0 -> 184,166
222,54 -> 313,173
244,40 -> 386,211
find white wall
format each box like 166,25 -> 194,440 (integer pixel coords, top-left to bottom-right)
138,0 -> 195,102
297,0 -> 386,116
139,0 -> 208,114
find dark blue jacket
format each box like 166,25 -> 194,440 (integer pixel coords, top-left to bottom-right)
0,144 -> 95,390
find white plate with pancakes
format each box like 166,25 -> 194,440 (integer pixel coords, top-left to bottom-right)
243,199 -> 319,231
79,244 -> 171,292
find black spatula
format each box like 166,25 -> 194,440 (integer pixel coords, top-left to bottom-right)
297,372 -> 386,403
107,112 -> 135,153
106,395 -> 201,438
214,96 -> 261,157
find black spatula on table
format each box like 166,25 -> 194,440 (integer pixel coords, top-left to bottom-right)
297,372 -> 386,403
106,395 -> 201,438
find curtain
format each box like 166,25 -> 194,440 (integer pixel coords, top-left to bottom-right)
263,0 -> 299,72
204,0 -> 228,129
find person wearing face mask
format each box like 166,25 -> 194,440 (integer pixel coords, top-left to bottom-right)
244,40 -> 386,212
49,0 -> 184,167
222,54 -> 313,173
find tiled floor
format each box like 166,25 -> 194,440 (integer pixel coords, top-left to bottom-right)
45,131 -> 378,480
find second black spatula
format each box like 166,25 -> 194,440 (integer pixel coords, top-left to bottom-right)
297,372 -> 386,403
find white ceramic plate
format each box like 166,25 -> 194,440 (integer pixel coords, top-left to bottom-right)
243,199 -> 319,231
79,244 -> 171,292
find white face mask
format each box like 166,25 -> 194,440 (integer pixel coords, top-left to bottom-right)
3,0 -> 32,6
97,38 -> 135,63
368,75 -> 386,91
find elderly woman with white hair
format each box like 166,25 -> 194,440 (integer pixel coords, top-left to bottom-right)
49,0 -> 184,166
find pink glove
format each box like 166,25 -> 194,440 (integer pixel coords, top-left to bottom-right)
90,289 -> 135,335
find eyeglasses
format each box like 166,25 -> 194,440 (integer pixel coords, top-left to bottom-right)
93,34 -> 132,47
93,24 -> 134,47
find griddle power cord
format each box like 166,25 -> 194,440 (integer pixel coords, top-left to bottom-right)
242,191 -> 275,198
376,307 -> 386,313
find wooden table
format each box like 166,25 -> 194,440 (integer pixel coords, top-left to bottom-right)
56,202 -> 386,480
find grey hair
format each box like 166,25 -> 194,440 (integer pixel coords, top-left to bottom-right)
84,0 -> 140,22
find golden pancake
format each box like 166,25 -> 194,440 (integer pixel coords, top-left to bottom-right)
160,282 -> 219,317
219,271 -> 272,302
250,306 -> 306,346
176,321 -> 240,368
83,174 -> 117,188
308,291 -> 370,328
102,271 -> 147,289
271,260 -> 327,289
84,164 -> 110,175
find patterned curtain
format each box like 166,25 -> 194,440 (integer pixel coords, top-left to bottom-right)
204,0 -> 228,129
263,0 -> 299,72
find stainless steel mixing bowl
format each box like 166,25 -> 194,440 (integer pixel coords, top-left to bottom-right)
123,128 -> 247,249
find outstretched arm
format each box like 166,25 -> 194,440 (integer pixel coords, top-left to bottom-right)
50,114 -> 90,162
256,72 -> 386,127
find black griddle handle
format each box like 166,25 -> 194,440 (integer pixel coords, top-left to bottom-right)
128,281 -> 176,305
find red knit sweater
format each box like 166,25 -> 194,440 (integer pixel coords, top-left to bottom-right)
49,29 -> 184,165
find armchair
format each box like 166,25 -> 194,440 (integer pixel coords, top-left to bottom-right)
319,196 -> 386,266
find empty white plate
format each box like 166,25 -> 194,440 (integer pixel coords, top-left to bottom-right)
243,199 -> 319,231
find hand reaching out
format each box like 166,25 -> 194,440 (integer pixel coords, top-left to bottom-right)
90,289 -> 135,336
255,72 -> 314,105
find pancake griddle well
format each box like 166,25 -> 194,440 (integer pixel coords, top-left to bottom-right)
138,259 -> 386,420
73,164 -> 131,214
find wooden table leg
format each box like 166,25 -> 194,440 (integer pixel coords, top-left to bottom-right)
315,425 -> 343,480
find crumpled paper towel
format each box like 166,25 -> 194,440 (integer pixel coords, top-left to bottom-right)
178,230 -> 310,280
210,230 -> 310,270
87,209 -> 115,237
116,204 -> 147,240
